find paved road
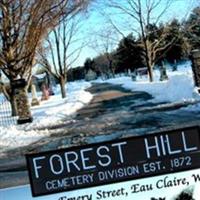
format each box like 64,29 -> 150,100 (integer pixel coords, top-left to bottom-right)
1,82 -> 200,188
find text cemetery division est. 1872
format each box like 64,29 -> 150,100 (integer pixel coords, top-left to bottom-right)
26,126 -> 200,197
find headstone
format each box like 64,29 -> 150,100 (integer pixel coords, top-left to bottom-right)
31,84 -> 40,106
136,67 -> 148,77
159,62 -> 168,81
131,70 -> 137,81
11,79 -> 33,124
85,69 -> 97,81
46,72 -> 55,96
41,84 -> 49,101
191,49 -> 200,92
172,59 -> 177,71
48,86 -> 55,96
128,69 -> 132,76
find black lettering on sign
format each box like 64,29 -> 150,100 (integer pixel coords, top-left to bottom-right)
26,126 -> 200,197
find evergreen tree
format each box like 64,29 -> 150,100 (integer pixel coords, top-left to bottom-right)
114,34 -> 144,73
145,23 -> 161,42
84,58 -> 95,72
163,19 -> 188,63
93,54 -> 112,79
185,7 -> 200,50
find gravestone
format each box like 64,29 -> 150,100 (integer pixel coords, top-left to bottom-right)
131,70 -> 137,81
191,50 -> 200,92
128,69 -> 132,76
11,79 -> 33,124
46,71 -> 55,96
159,62 -> 168,81
172,59 -> 178,71
31,84 -> 40,106
41,84 -> 49,101
85,69 -> 97,81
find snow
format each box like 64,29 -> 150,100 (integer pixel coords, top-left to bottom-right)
96,61 -> 200,104
0,127 -> 49,149
105,74 -> 197,103
1,61 -> 200,200
0,61 -> 200,152
0,80 -> 93,152
28,82 -> 92,129
33,73 -> 46,79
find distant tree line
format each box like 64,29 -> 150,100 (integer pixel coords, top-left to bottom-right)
36,6 -> 200,86
82,6 -> 200,79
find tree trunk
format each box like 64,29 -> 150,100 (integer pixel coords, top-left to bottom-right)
109,59 -> 115,78
148,65 -> 154,82
60,77 -> 66,98
145,57 -> 154,82
143,44 -> 154,82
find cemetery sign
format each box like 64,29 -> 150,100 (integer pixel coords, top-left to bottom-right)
26,126 -> 200,197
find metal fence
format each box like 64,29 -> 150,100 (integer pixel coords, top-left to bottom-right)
0,94 -> 17,126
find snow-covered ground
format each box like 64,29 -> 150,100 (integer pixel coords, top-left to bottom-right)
96,61 -> 200,103
0,80 -> 92,152
0,61 -> 200,152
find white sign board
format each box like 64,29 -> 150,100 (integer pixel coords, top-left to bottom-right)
1,169 -> 200,200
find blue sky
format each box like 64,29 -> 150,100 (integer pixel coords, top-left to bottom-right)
73,0 -> 199,67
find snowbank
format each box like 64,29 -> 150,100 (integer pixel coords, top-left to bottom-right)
0,127 -> 49,149
100,62 -> 200,103
0,80 -> 93,151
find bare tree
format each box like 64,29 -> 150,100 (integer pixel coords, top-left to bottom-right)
106,0 -> 177,82
37,15 -> 85,98
89,26 -> 118,78
0,0 -> 90,123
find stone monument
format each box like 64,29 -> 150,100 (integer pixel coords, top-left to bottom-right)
159,62 -> 168,81
131,70 -> 137,81
31,84 -> 40,106
11,79 -> 33,124
41,83 -> 49,101
191,49 -> 200,92
85,69 -> 97,81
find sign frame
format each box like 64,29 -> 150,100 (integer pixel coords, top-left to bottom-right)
26,126 -> 200,197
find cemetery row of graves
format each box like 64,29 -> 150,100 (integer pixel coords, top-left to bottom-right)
0,50 -> 200,127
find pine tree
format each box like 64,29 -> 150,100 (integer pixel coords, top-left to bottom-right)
184,7 -> 200,50
114,34 -> 144,74
159,19 -> 189,63
84,58 -> 95,72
